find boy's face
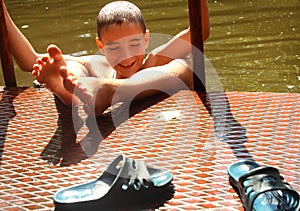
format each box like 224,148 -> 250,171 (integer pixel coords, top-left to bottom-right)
97,23 -> 149,79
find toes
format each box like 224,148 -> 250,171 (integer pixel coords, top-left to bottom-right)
63,75 -> 78,92
33,63 -> 39,70
36,58 -> 44,65
35,56 -> 49,67
41,56 -> 49,62
67,75 -> 78,85
32,69 -> 38,77
32,64 -> 40,76
59,66 -> 68,78
47,44 -> 63,62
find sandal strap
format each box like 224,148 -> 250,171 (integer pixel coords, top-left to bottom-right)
105,155 -> 153,191
105,154 -> 126,176
239,166 -> 299,210
121,157 -> 153,191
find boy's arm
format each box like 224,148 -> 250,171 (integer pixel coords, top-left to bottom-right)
145,0 -> 209,67
3,3 -> 89,72
127,59 -> 193,99
3,2 -> 43,72
105,59 -> 192,106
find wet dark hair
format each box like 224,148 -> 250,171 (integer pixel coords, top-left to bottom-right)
97,1 -> 146,40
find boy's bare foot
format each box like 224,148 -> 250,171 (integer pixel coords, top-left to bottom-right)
32,44 -> 80,106
60,69 -> 113,116
32,44 -> 66,88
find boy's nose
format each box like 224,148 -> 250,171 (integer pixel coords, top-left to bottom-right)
119,48 -> 134,62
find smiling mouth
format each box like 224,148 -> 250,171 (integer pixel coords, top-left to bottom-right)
119,61 -> 135,68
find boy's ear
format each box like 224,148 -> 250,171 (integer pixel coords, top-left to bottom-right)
144,29 -> 150,49
95,37 -> 104,53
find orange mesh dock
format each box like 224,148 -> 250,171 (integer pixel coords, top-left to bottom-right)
0,87 -> 299,210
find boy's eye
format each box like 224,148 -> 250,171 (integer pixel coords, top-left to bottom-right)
108,46 -> 120,51
130,43 -> 141,48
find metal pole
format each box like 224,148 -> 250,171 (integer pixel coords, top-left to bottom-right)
0,0 -> 17,87
188,0 -> 206,92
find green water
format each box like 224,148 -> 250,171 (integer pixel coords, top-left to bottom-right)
2,0 -> 300,92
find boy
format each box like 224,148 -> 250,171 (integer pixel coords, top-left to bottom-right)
4,1 -> 209,115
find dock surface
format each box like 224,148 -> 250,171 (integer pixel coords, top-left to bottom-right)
0,87 -> 299,210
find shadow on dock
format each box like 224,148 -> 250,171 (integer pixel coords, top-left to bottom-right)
40,90 -> 254,167
0,88 -> 25,162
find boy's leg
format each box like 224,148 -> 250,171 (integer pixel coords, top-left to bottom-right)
61,71 -> 113,115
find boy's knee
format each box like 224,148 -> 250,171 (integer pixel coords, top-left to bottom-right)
66,61 -> 89,77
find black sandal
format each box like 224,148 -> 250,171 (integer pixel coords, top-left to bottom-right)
54,154 -> 174,210
228,160 -> 299,211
